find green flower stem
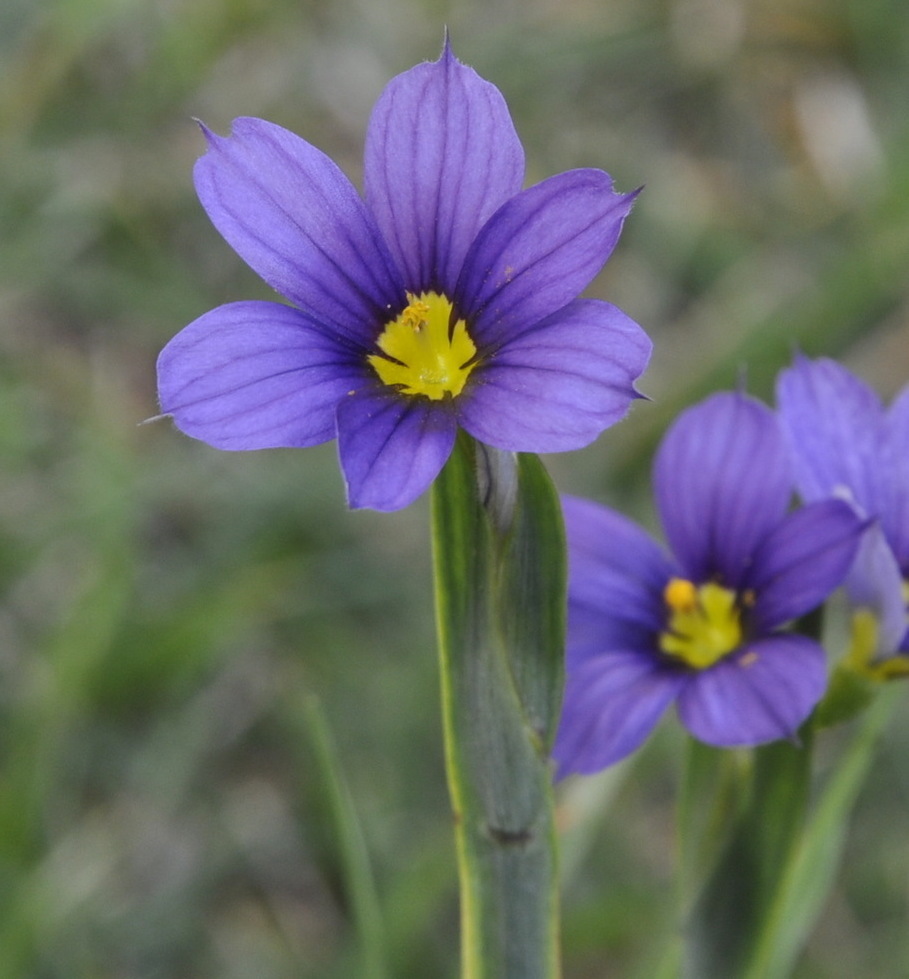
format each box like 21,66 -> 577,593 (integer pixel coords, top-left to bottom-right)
743,685 -> 900,979
680,607 -> 825,978
431,434 -> 566,979
681,684 -> 899,979
682,732 -> 814,979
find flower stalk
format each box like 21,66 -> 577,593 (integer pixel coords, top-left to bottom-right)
432,433 -> 565,979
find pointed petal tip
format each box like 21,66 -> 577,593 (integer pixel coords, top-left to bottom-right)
440,27 -> 455,61
632,382 -> 652,403
138,412 -> 170,427
192,117 -> 219,146
192,120 -> 221,158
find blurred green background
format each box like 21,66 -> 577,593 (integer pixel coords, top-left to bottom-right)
2,0 -> 909,975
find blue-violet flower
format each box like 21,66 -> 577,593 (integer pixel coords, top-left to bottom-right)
553,391 -> 865,775
157,41 -> 651,510
777,355 -> 909,677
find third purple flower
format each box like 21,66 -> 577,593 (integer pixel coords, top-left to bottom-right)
777,354 -> 909,676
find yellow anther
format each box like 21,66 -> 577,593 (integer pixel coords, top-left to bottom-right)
401,298 -> 430,331
664,577 -> 698,613
659,579 -> 743,670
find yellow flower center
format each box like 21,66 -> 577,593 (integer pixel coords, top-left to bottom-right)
659,577 -> 743,670
368,292 -> 477,401
844,608 -> 909,681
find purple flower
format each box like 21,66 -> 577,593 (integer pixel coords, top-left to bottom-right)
777,355 -> 909,675
156,41 -> 651,511
553,391 -> 865,775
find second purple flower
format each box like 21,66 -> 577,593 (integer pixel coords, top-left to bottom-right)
554,391 -> 866,775
157,41 -> 651,511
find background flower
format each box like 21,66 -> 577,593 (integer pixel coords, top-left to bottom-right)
156,42 -> 651,511
777,355 -> 909,671
554,391 -> 864,775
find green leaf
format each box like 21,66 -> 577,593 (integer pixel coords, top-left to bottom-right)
814,663 -> 876,729
496,451 -> 567,750
302,695 -> 387,979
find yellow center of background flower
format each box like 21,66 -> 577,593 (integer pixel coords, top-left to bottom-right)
844,608 -> 909,681
659,577 -> 743,670
368,292 -> 477,400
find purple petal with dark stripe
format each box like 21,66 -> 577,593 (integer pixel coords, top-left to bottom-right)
746,499 -> 865,631
157,301 -> 365,449
882,385 -> 909,569
553,651 -> 685,776
776,354 -> 884,512
562,495 -> 674,665
845,523 -> 908,657
455,170 -> 638,349
364,40 -> 524,297
194,117 -> 405,345
654,391 -> 792,587
457,299 -> 651,453
676,635 -> 825,746
336,388 -> 457,511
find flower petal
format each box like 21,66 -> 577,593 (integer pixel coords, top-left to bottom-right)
336,388 -> 457,510
364,40 -> 524,297
676,635 -> 825,747
553,651 -> 684,776
157,301 -> 365,449
194,117 -> 404,345
455,170 -> 638,349
561,495 -> 675,664
845,523 -> 908,657
653,391 -> 792,587
746,499 -> 865,631
776,354 -> 884,511
457,300 -> 651,452
882,385 -> 909,569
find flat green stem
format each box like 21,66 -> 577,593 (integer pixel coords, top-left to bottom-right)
431,435 -> 565,979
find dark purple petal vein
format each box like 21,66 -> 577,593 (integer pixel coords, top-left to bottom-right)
455,170 -> 638,348
553,651 -> 684,776
654,391 -> 791,587
676,634 -> 825,746
457,299 -> 651,452
364,40 -> 524,297
336,388 -> 457,510
194,117 -> 405,345
157,301 -> 366,449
